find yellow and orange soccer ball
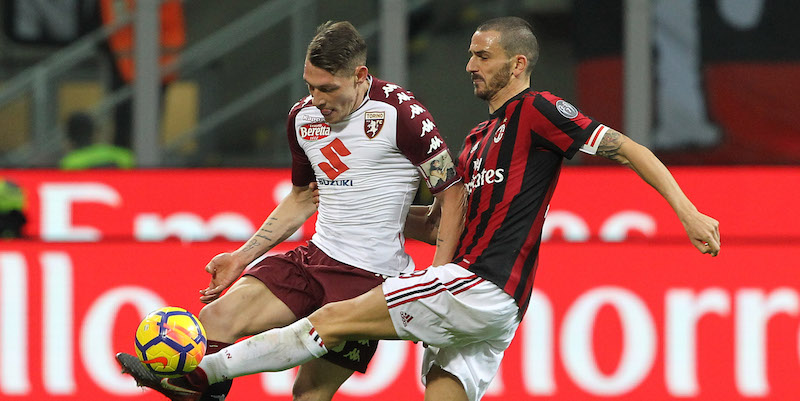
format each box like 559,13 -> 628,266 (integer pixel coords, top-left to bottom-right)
134,307 -> 207,377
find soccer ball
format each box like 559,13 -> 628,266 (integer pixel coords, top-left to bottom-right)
134,307 -> 207,377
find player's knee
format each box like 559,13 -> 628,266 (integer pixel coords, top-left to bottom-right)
425,366 -> 469,401
309,302 -> 348,347
198,299 -> 242,341
197,303 -> 215,326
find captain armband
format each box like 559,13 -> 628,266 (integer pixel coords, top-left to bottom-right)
580,124 -> 609,155
417,150 -> 459,194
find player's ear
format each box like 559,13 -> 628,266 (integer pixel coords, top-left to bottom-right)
355,65 -> 369,83
511,55 -> 527,78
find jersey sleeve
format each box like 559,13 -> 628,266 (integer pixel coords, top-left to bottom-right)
524,92 -> 608,159
286,108 -> 315,187
394,95 -> 460,194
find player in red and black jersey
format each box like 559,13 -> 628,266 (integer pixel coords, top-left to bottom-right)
453,17 -> 719,321
453,87 -> 610,313
126,17 -> 721,401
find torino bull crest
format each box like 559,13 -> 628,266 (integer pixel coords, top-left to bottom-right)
364,111 -> 385,139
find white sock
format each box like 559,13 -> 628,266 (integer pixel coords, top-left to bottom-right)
200,318 -> 328,384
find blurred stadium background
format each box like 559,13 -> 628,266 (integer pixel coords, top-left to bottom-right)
1,0 -> 799,400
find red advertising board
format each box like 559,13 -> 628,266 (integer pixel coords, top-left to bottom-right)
2,167 -> 797,243
2,241 -> 799,400
0,167 -> 798,400
1,169 -> 313,242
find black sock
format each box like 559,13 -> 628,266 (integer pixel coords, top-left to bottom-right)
201,380 -> 233,401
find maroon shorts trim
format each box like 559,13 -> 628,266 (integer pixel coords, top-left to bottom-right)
243,242 -> 384,373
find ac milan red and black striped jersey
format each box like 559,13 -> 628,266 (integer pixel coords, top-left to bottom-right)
453,88 -> 608,313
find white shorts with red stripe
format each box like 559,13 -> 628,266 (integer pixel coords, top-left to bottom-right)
382,263 -> 520,401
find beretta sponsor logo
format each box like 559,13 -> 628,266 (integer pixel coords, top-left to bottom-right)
299,123 -> 331,141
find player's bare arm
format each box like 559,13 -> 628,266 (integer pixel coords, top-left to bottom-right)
199,183 -> 319,303
242,183 -> 318,252
596,128 -> 721,256
404,203 -> 439,245
430,182 -> 467,266
243,218 -> 277,252
595,128 -> 628,164
234,183 -> 318,261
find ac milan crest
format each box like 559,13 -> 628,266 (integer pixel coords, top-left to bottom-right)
364,111 -> 385,139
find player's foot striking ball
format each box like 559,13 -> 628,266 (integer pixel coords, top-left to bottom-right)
117,352 -> 208,401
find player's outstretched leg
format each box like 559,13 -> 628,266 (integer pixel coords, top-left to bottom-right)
116,352 -> 209,401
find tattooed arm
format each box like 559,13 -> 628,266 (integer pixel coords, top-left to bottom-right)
237,184 -> 318,258
596,128 -> 721,256
199,183 -> 319,303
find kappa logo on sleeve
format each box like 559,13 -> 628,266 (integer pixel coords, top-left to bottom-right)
397,92 -> 414,104
420,119 -> 436,137
427,136 -> 443,154
409,104 -> 425,119
382,83 -> 400,97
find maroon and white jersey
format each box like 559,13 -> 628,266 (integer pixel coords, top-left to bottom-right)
453,89 -> 607,312
288,76 -> 459,276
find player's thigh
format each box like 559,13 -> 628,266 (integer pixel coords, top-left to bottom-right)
199,275 -> 296,339
425,365 -> 469,401
292,358 -> 354,401
311,286 -> 398,345
421,339 -> 512,401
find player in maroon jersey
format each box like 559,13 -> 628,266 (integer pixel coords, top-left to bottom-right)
115,20 -> 465,401
116,16 -> 720,401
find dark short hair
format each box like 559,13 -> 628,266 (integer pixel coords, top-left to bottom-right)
306,21 -> 367,76
476,17 -> 539,76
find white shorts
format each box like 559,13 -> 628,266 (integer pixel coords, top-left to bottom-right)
382,263 -> 520,401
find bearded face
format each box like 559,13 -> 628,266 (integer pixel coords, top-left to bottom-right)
473,59 -> 513,101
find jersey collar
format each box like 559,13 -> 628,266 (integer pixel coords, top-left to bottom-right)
489,87 -> 535,120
